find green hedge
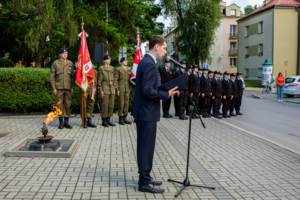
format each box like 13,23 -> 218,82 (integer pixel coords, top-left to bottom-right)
0,58 -> 15,67
0,68 -> 133,114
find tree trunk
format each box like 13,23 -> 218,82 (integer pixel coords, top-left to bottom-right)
35,35 -> 46,68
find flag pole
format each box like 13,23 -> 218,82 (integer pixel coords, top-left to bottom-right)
81,17 -> 84,128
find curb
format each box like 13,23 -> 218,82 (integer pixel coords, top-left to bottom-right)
252,95 -> 300,104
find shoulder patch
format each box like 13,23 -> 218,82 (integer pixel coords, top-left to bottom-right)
111,72 -> 113,74
68,66 -> 71,68
97,73 -> 100,77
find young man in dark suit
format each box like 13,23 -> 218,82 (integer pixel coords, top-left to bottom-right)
131,35 -> 179,194
207,70 -> 214,116
186,65 -> 193,115
212,71 -> 222,119
160,60 -> 173,118
222,71 -> 233,118
230,73 -> 238,116
189,65 -> 200,118
201,68 -> 212,118
236,72 -> 244,115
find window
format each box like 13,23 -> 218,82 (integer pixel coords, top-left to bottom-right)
230,25 -> 236,36
285,78 -> 295,83
245,47 -> 249,57
245,26 -> 249,37
258,68 -> 262,77
258,22 -> 263,33
231,9 -> 236,16
230,42 -> 236,49
245,69 -> 249,77
258,44 -> 263,55
230,58 -> 237,66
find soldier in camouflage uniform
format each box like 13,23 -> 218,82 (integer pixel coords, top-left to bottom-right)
50,48 -> 74,129
97,55 -> 116,127
115,57 -> 132,125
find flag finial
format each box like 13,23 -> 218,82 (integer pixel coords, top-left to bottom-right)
81,16 -> 84,31
137,27 -> 139,35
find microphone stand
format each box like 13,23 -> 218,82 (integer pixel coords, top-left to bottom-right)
167,86 -> 215,198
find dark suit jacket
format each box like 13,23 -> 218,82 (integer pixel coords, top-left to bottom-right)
189,73 -> 200,93
231,80 -> 238,98
160,67 -> 173,85
212,78 -> 222,98
131,54 -> 169,122
201,75 -> 212,96
236,79 -> 244,96
175,69 -> 189,91
222,79 -> 232,97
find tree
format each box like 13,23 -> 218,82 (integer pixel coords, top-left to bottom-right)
244,4 -> 258,15
160,0 -> 222,65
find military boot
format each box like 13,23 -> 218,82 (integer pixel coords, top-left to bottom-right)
119,116 -> 125,125
63,118 -> 72,129
102,117 -> 109,127
123,115 -> 132,124
84,118 -> 87,128
87,118 -> 96,128
106,118 -> 115,126
58,117 -> 64,129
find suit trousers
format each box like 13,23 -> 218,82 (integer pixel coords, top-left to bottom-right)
174,94 -> 179,114
136,120 -> 157,186
222,98 -> 231,114
213,97 -> 221,115
201,96 -> 210,112
230,98 -> 237,113
198,96 -> 202,111
192,93 -> 199,112
177,90 -> 188,114
208,97 -> 213,114
162,96 -> 172,114
186,95 -> 191,114
236,96 -> 242,111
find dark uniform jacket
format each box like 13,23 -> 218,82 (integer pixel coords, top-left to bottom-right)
231,80 -> 238,98
222,79 -> 232,97
201,75 -> 212,96
189,72 -> 201,93
236,79 -> 244,96
175,69 -> 189,90
160,67 -> 173,85
212,78 -> 222,98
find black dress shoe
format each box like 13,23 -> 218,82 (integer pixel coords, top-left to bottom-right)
214,114 -> 222,119
63,118 -> 72,129
87,118 -> 96,128
175,113 -> 180,117
106,118 -> 115,126
138,184 -> 164,193
226,114 -> 231,118
119,116 -> 125,125
102,117 -> 109,127
206,112 -> 211,118
184,115 -> 188,120
58,117 -> 64,129
223,114 -> 227,118
218,112 -> 222,115
236,111 -> 243,115
163,113 -> 170,118
123,115 -> 132,124
151,179 -> 163,186
84,118 -> 87,128
230,113 -> 237,117
167,112 -> 173,118
179,114 -> 186,120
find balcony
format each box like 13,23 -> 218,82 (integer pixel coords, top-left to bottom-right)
229,49 -> 238,55
229,32 -> 238,39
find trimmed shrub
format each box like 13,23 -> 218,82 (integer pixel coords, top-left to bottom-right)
0,58 -> 15,67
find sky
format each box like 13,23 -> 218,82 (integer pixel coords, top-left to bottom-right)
155,0 -> 263,29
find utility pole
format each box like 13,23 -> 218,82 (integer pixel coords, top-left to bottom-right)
106,1 -> 108,54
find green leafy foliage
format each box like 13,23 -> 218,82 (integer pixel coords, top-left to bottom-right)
244,5 -> 258,15
0,68 -> 133,114
0,58 -> 15,67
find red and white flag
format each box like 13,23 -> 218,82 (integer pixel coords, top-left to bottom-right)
130,34 -> 141,84
75,30 -> 95,99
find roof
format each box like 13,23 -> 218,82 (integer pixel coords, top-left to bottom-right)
238,0 -> 300,21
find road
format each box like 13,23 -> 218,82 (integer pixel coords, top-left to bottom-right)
221,91 -> 300,154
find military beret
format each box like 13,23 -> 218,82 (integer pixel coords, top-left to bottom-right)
230,73 -> 236,77
214,71 -> 218,74
187,65 -> 193,69
103,55 -> 110,60
208,70 -> 213,74
223,71 -> 229,75
192,65 -> 198,69
120,57 -> 127,63
180,61 -> 186,64
237,72 -> 243,75
59,48 -> 68,54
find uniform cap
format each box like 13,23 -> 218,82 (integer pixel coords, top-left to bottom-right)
59,48 -> 68,54
203,68 -> 209,71
180,61 -> 186,64
187,65 -> 193,69
230,73 -> 236,77
208,70 -> 213,74
120,57 -> 127,63
237,72 -> 243,75
223,71 -> 229,75
214,71 -> 218,74
192,65 -> 198,69
103,55 -> 111,60
165,59 -> 170,63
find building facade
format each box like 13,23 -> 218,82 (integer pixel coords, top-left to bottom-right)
237,0 -> 300,83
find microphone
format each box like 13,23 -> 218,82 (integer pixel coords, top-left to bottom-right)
166,56 -> 185,69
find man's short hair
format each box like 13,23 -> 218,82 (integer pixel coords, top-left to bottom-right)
149,35 -> 167,50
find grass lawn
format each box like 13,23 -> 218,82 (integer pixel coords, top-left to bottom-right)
245,82 -> 262,88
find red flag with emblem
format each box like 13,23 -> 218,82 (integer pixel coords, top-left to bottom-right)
130,32 -> 141,84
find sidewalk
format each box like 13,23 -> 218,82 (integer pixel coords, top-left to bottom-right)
253,93 -> 300,104
0,113 -> 300,200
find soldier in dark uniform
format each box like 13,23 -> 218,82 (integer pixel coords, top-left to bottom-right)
236,72 -> 244,115
222,71 -> 233,118
97,55 -> 116,127
160,59 -> 173,118
189,65 -> 200,118
230,73 -> 238,117
175,61 -> 189,120
115,57 -> 132,125
207,70 -> 214,116
186,65 -> 193,116
198,67 -> 203,114
174,66 -> 180,117
201,68 -> 212,118
212,71 -> 222,119
50,48 -> 74,129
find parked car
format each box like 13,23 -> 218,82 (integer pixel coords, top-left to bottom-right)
283,75 -> 300,97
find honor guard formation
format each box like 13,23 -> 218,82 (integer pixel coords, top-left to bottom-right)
50,48 -> 244,129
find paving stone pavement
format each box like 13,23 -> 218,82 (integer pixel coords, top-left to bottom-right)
0,112 -> 300,200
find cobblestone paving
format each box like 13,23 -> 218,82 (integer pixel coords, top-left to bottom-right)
0,113 -> 299,200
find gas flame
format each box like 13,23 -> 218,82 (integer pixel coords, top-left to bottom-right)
44,101 -> 62,126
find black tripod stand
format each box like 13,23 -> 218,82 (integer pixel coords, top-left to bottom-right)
168,94 -> 215,198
